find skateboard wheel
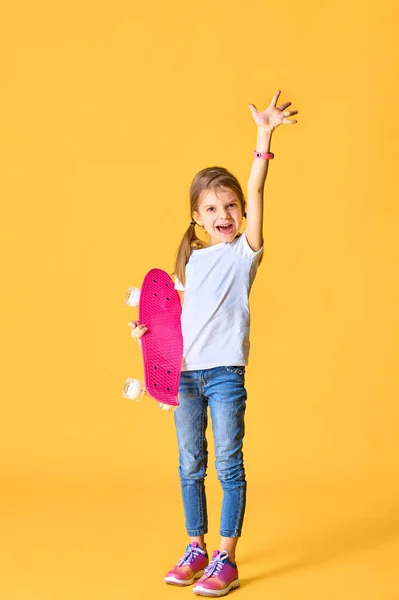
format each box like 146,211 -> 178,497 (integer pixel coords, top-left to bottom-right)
122,378 -> 145,401
158,403 -> 177,413
124,287 -> 141,307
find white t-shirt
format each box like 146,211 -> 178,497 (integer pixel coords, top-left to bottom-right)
174,231 -> 263,371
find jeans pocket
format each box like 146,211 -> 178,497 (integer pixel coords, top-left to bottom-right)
225,366 -> 246,376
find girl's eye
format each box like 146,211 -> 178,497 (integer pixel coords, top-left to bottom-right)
206,204 -> 237,211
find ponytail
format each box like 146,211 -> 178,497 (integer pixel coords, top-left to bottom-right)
172,223 -> 206,288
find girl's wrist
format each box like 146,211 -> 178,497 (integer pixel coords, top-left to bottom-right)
257,127 -> 273,137
254,128 -> 272,154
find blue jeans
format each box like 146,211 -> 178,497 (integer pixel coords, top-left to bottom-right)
174,366 -> 247,538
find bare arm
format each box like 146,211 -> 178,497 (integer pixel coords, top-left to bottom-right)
246,90 -> 298,253
246,128 -> 272,252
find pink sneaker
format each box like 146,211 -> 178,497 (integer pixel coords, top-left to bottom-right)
193,550 -> 240,597
165,542 -> 209,586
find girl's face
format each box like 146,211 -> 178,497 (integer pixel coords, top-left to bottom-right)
193,187 -> 243,246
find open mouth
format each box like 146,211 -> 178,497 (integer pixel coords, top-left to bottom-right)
216,223 -> 234,235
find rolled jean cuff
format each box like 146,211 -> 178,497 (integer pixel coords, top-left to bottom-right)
220,528 -> 242,538
187,528 -> 208,537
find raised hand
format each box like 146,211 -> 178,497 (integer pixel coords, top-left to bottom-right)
248,90 -> 298,133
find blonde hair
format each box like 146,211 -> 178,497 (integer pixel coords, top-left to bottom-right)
172,166 -> 258,287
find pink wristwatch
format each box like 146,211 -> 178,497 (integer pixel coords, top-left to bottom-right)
254,151 -> 274,159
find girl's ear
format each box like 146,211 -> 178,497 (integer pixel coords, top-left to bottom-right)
192,211 -> 202,227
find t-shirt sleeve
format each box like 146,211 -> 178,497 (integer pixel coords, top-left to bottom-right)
233,230 -> 264,261
174,276 -> 185,291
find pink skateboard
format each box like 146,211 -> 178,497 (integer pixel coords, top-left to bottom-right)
124,268 -> 183,408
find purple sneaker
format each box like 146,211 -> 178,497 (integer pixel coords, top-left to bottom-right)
193,550 -> 240,597
165,542 -> 209,586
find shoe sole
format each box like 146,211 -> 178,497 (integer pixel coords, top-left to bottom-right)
193,578 -> 240,597
165,570 -> 205,586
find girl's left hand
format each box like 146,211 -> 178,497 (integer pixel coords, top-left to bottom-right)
248,90 -> 298,133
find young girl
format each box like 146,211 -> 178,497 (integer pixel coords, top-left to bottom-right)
130,90 -> 298,596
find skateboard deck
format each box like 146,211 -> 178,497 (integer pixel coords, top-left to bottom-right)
139,268 -> 183,407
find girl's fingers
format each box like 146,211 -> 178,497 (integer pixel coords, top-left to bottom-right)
270,90 -> 281,106
130,323 -> 148,341
129,320 -> 148,330
282,110 -> 298,118
251,93 -> 298,112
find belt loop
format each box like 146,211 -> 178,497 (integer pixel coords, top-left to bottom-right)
200,369 -> 206,389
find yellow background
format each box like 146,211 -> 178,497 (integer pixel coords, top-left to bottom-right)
1,1 -> 398,598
